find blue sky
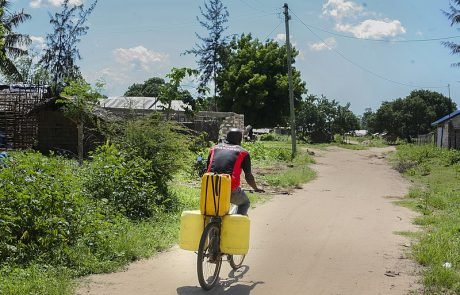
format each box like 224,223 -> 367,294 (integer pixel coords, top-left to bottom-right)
9,0 -> 460,115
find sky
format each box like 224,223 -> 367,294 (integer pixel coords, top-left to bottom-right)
9,0 -> 460,116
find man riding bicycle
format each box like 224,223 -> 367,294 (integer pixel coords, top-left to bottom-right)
205,128 -> 264,215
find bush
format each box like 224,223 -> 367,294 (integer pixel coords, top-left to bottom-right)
0,151 -> 86,264
119,113 -> 191,196
83,143 -> 175,219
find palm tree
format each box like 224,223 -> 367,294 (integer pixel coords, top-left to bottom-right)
0,0 -> 31,81
443,0 -> 460,67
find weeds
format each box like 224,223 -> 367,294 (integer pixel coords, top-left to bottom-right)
395,144 -> 460,293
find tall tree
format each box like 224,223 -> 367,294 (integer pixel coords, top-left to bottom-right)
0,0 -> 31,81
217,34 -> 307,127
186,0 -> 229,109
39,0 -> 97,94
443,0 -> 460,66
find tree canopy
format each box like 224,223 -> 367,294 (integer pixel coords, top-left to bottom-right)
371,90 -> 457,141
124,77 -> 166,97
296,95 -> 359,143
216,34 -> 306,128
0,0 -> 31,81
40,0 -> 97,94
186,0 -> 229,104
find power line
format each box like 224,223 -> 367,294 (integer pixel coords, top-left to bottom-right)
263,21 -> 283,40
291,12 -> 460,43
289,8 -> 448,90
237,0 -> 280,15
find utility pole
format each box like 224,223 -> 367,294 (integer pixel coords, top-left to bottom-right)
284,3 -> 296,157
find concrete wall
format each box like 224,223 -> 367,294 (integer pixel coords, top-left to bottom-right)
218,113 -> 245,142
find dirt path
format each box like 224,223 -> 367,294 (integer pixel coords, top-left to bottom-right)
77,147 -> 420,295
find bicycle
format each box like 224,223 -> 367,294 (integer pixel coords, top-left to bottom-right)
197,205 -> 246,290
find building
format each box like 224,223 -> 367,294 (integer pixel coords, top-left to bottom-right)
431,110 -> 460,149
100,96 -> 244,142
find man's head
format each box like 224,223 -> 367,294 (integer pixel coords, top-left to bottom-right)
226,128 -> 243,145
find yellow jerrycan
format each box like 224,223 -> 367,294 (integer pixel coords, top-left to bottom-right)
220,214 -> 250,255
179,210 -> 205,251
200,173 -> 231,216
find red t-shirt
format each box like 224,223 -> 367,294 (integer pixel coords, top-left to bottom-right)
206,143 -> 251,191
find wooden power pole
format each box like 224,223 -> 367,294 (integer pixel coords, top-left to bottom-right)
283,3 -> 296,157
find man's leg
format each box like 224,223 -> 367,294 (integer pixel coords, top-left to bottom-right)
230,187 -> 250,215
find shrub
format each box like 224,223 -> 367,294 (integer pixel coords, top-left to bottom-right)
0,151 -> 86,264
119,113 -> 191,196
83,143 -> 174,219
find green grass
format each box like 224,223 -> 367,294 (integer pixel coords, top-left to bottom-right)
0,265 -> 74,295
393,145 -> 460,294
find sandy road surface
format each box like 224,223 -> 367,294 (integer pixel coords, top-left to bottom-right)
78,147 -> 420,295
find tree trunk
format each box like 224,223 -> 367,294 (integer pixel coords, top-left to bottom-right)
77,121 -> 84,165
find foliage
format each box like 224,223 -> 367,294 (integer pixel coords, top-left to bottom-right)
159,67 -> 197,117
243,141 -> 292,161
443,0 -> 460,67
371,90 -> 456,141
186,0 -> 229,101
361,107 -> 376,132
115,113 -> 192,199
0,151 -> 87,264
60,78 -> 102,121
217,34 -> 307,127
60,78 -> 103,164
296,95 -> 360,143
124,77 -> 165,97
83,144 -> 166,219
39,0 -> 97,94
0,265 -> 74,295
394,144 -> 460,293
0,0 -> 31,81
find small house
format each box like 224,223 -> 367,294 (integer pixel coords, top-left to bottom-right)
431,110 -> 460,149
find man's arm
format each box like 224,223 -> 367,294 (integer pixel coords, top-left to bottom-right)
242,153 -> 264,192
245,173 -> 263,192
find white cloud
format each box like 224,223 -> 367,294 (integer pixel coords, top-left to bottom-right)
113,46 -> 168,72
30,0 -> 82,8
309,37 -> 337,51
275,33 -> 286,43
322,0 -> 406,40
30,0 -> 42,8
30,36 -> 46,50
322,0 -> 363,21
336,19 -> 406,39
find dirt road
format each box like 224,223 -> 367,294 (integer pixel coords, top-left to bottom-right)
78,147 -> 420,295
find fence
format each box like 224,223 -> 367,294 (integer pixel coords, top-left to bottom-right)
416,132 -> 435,146
0,85 -> 50,149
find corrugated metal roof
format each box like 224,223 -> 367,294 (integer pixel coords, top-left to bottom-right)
431,110 -> 460,126
99,97 -> 189,111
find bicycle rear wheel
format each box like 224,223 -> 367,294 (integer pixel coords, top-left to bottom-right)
229,254 -> 246,269
197,222 -> 222,290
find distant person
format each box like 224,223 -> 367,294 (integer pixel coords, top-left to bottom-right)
244,125 -> 254,142
205,128 -> 264,215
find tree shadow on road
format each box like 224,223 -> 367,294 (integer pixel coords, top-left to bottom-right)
177,265 -> 264,295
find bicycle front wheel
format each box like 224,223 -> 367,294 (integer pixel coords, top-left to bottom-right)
229,254 -> 246,269
197,222 -> 222,290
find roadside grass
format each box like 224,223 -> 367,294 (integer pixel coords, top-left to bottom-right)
393,144 -> 460,294
0,265 -> 74,295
